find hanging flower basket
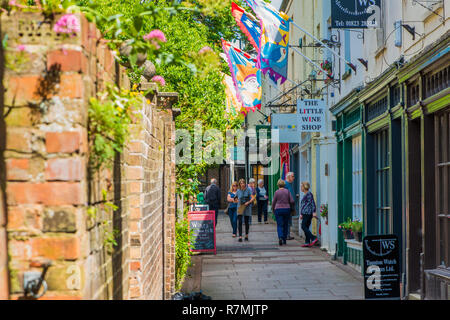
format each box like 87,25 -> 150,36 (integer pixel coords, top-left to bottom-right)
320,204 -> 328,225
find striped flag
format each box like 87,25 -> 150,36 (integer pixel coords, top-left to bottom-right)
221,39 -> 262,113
231,2 -> 261,50
245,0 -> 290,85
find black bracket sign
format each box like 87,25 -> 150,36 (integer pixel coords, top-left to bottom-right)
363,234 -> 401,299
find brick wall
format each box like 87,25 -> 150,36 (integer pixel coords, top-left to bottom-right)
0,27 -> 8,300
1,12 -> 176,300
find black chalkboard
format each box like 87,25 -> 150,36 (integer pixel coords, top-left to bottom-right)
363,234 -> 400,299
190,219 -> 215,251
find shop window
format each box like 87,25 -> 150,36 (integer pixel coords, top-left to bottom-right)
352,135 -> 363,222
367,96 -> 388,122
425,66 -> 449,100
252,164 -> 266,186
435,110 -> 449,268
375,129 -> 391,234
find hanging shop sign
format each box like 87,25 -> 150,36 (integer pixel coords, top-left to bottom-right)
331,0 -> 381,28
188,210 -> 216,254
271,113 -> 301,143
363,234 -> 401,299
297,99 -> 326,133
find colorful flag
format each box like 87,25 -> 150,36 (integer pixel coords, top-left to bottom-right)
245,0 -> 290,85
221,39 -> 262,113
231,2 -> 261,50
223,74 -> 245,117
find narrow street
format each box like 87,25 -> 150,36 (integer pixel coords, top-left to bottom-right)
183,212 -> 364,300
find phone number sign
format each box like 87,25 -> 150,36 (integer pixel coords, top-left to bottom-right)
363,234 -> 401,299
331,0 -> 381,28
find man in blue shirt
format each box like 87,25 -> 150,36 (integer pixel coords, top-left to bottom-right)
284,172 -> 296,240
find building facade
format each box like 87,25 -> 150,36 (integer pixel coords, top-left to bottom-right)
329,0 -> 449,299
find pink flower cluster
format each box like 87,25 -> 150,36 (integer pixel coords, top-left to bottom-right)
198,46 -> 213,55
151,75 -> 166,87
143,29 -> 167,43
53,14 -> 80,35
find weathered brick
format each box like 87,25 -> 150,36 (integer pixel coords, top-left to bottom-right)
5,75 -> 41,106
4,107 -> 34,127
6,159 -> 29,181
129,207 -> 141,220
129,285 -> 141,298
7,206 -> 42,231
45,131 -> 82,153
6,130 -> 32,153
7,182 -> 84,206
45,263 -> 84,291
42,207 -> 77,233
8,239 -> 32,260
47,50 -> 87,73
31,236 -> 80,260
45,158 -> 84,181
130,247 -> 141,260
130,261 -> 140,271
128,182 -> 142,194
126,167 -> 143,180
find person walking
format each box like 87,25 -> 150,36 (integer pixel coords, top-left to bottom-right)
284,172 -> 296,240
272,179 -> 295,246
247,178 -> 257,225
204,178 -> 221,226
300,181 -> 319,247
236,179 -> 255,242
256,179 -> 269,224
227,181 -> 239,237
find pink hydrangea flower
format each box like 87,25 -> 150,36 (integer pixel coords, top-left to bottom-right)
198,46 -> 213,55
143,30 -> 167,43
53,14 -> 81,35
151,75 -> 166,87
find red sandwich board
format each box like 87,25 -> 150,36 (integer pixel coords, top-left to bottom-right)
188,210 -> 216,255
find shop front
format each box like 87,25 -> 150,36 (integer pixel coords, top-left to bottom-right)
399,34 -> 449,299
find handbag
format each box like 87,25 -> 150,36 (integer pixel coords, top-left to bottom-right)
224,205 -> 229,216
237,204 -> 247,215
290,202 -> 296,217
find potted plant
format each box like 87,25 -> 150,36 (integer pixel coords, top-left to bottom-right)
320,204 -> 328,225
351,220 -> 363,242
338,218 -> 353,239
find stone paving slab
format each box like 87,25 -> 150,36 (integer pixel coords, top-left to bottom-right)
186,213 -> 364,300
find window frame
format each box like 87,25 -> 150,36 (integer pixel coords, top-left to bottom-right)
352,135 -> 363,222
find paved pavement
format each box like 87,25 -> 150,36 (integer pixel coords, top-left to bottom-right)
183,212 -> 364,300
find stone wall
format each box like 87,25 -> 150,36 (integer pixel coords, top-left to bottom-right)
1,12 -> 176,300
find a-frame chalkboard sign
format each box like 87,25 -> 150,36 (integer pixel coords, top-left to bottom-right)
188,210 -> 216,255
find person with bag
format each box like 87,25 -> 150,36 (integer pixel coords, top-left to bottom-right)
204,178 -> 221,226
284,172 -> 297,240
256,179 -> 269,224
272,179 -> 295,246
226,181 -> 239,238
236,179 -> 255,242
299,181 -> 319,247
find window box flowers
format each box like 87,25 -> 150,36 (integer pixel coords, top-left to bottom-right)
338,218 -> 353,239
350,220 -> 363,242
